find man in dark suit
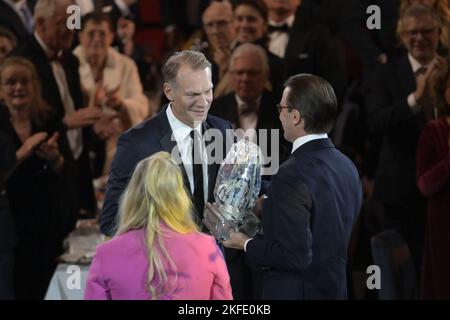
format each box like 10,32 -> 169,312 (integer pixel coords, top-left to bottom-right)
364,4 -> 444,272
220,74 -> 362,299
0,0 -> 34,43
210,42 -> 289,170
264,0 -> 347,104
210,43 -> 285,300
12,0 -> 105,238
101,50 -> 232,236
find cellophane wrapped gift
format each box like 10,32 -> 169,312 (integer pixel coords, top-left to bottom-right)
203,139 -> 262,240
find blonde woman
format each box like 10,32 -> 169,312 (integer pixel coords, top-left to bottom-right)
84,152 -> 233,300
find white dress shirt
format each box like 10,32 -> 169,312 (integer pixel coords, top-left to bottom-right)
292,133 -> 328,154
268,15 -> 295,58
35,32 -> 83,159
166,105 -> 208,201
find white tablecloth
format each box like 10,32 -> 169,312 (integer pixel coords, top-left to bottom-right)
44,263 -> 90,300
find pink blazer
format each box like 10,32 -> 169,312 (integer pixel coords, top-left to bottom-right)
84,226 -> 233,300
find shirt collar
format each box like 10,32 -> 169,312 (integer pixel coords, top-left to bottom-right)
268,14 -> 295,28
166,103 -> 202,142
408,53 -> 436,73
4,0 -> 26,12
292,133 -> 328,154
235,94 -> 262,111
34,31 -> 62,59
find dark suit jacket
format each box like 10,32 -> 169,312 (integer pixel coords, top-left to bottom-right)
210,91 -> 288,299
283,16 -> 347,104
245,138 -> 362,299
0,130 -> 17,252
0,0 -> 31,42
365,54 -> 427,206
100,106 -> 232,236
13,35 -> 96,232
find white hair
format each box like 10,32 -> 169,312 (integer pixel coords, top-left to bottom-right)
229,43 -> 270,72
33,0 -> 75,20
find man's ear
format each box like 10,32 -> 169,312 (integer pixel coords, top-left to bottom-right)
292,109 -> 302,126
163,82 -> 173,101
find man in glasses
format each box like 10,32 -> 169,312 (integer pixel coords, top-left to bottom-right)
364,4 -> 446,274
220,74 -> 363,299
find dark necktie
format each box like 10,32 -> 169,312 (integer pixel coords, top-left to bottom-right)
415,66 -> 427,77
190,129 -> 205,219
268,23 -> 290,33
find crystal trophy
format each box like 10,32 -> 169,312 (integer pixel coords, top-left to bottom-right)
203,139 -> 263,241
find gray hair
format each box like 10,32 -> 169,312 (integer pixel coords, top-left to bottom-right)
398,3 -> 441,32
34,0 -> 75,20
163,50 -> 211,85
229,43 -> 269,73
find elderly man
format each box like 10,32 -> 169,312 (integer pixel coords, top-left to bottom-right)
210,43 -> 278,132
202,0 -> 235,84
219,74 -> 363,299
12,0 -> 104,238
365,4 -> 446,273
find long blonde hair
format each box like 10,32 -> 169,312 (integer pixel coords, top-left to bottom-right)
116,151 -> 199,299
0,57 -> 52,126
398,0 -> 450,49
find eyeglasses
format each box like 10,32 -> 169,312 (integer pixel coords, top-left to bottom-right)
276,103 -> 291,114
402,27 -> 438,38
229,69 -> 263,77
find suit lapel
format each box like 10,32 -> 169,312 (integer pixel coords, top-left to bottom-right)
203,119 -> 218,201
285,18 -> 309,59
158,107 -> 191,193
29,36 -> 66,120
395,55 -> 416,96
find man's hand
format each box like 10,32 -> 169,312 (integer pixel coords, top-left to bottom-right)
104,86 -> 123,111
35,132 -> 60,161
221,231 -> 250,251
252,195 -> 266,217
63,107 -> 103,129
414,56 -> 446,105
93,113 -> 120,140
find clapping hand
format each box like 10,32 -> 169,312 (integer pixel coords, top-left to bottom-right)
63,107 -> 104,129
16,132 -> 48,161
414,56 -> 446,105
93,113 -> 121,140
36,132 -> 60,162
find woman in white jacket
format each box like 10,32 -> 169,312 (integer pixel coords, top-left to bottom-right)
74,12 -> 149,177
